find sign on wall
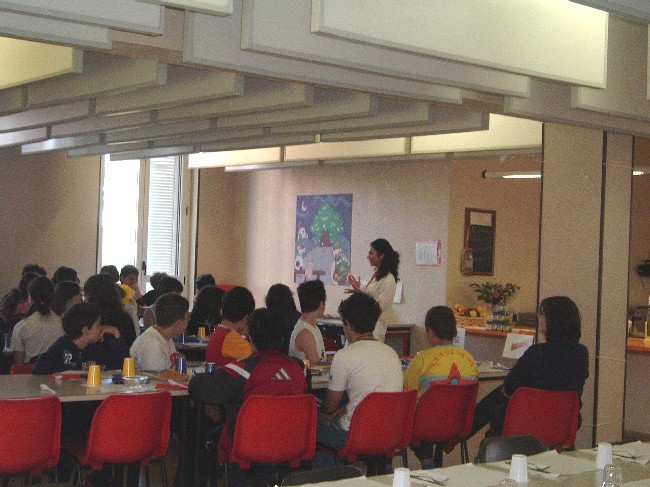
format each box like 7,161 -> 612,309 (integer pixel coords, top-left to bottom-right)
295,194 -> 352,285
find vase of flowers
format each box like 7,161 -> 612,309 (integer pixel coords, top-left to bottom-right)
469,282 -> 520,331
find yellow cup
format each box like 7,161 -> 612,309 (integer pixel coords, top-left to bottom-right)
122,357 -> 136,377
197,327 -> 206,338
87,364 -> 101,388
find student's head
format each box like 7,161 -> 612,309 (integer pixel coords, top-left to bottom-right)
52,266 -> 79,285
539,296 -> 581,344
150,272 -> 168,290
22,264 -> 46,277
248,308 -> 285,351
192,286 -> 225,320
264,283 -> 297,312
370,238 -> 400,280
157,276 -> 184,295
83,273 -> 119,303
28,276 -> 55,316
221,286 -> 255,323
53,281 -> 83,316
99,265 -> 119,283
195,274 -> 216,292
154,293 -> 190,329
17,271 -> 39,299
338,292 -> 381,334
424,306 -> 457,342
62,302 -> 101,341
297,280 -> 326,313
119,265 -> 139,287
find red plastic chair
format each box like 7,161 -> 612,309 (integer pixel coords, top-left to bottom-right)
225,394 -> 317,483
502,387 -> 580,451
401,381 -> 479,468
63,391 -> 172,487
319,390 -> 417,476
0,396 -> 61,483
9,363 -> 35,374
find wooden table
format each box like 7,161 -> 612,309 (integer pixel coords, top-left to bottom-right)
0,372 -> 192,487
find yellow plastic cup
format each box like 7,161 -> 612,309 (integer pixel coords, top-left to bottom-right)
87,364 -> 101,388
197,327 -> 206,338
122,357 -> 136,377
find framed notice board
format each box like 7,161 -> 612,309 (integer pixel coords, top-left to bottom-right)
464,208 -> 496,275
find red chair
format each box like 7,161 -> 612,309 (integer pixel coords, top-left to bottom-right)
402,381 -> 479,468
64,391 -> 172,487
319,390 -> 417,476
0,396 -> 62,483
502,387 -> 580,451
10,363 -> 35,374
225,394 -> 317,484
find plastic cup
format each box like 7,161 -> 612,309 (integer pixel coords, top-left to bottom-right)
601,464 -> 623,487
2,333 -> 10,351
392,467 -> 411,487
197,327 -> 206,338
205,362 -> 216,373
509,454 -> 528,482
86,364 -> 101,388
122,357 -> 136,377
176,355 -> 187,374
596,442 -> 613,469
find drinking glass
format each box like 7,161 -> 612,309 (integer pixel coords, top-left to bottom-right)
601,464 -> 623,487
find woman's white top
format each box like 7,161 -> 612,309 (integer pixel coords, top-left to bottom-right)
364,273 -> 398,342
288,318 -> 325,362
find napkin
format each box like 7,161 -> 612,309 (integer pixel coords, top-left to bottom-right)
49,373 -> 83,380
586,441 -> 650,465
413,464 -> 508,487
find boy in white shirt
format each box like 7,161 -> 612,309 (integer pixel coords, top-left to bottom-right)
289,280 -> 326,364
130,293 -> 189,371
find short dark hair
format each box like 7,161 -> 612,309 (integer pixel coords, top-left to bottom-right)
195,274 -> 216,291
157,276 -> 184,295
28,276 -> 55,316
150,272 -> 168,289
52,266 -> 79,285
53,281 -> 82,316
119,265 -> 139,280
62,302 -> 101,339
424,306 -> 457,341
338,292 -> 381,334
221,286 -> 255,322
297,280 -> 326,313
264,283 -> 297,312
154,293 -> 190,328
539,296 -> 581,344
99,265 -> 119,283
248,308 -> 285,351
22,264 -> 46,276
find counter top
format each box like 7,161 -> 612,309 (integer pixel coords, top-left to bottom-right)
628,337 -> 650,354
459,325 -> 536,338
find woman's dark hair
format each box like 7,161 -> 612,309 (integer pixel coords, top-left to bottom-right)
338,292 -> 381,334
248,308 -> 285,351
52,266 -> 79,285
195,274 -> 216,291
265,283 -> 297,312
158,276 -> 184,295
53,281 -> 82,316
424,306 -> 457,341
539,296 -> 581,344
84,273 -> 135,345
188,286 -> 225,334
370,238 -> 400,281
28,276 -> 55,316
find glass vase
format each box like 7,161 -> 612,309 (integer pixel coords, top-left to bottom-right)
486,302 -> 511,332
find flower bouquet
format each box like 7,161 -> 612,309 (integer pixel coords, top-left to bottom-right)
469,282 -> 520,305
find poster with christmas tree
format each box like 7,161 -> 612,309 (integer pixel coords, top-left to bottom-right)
295,194 -> 352,285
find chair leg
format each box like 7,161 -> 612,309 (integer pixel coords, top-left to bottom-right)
400,448 -> 409,469
460,439 -> 469,464
160,457 -> 168,487
433,443 -> 443,468
144,465 -> 150,487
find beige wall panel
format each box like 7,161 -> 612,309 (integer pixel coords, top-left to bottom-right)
195,159 -> 451,328
0,146 -> 100,295
314,0 -> 607,87
446,155 -> 541,315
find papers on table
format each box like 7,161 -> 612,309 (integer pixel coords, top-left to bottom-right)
411,464 -> 509,487
492,450 -> 598,479
295,477 -> 384,487
585,441 -> 650,465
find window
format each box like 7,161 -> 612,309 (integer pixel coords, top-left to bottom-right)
98,155 -> 192,292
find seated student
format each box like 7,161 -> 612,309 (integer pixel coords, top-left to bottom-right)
0,271 -> 40,334
289,280 -> 326,364
52,281 -> 83,316
403,305 -> 478,467
33,302 -> 127,374
130,293 -> 189,371
189,308 -> 307,487
265,283 -> 301,355
470,296 -> 589,437
119,265 -> 143,337
315,292 -> 403,467
99,264 -> 119,283
12,276 -> 64,364
194,273 -> 216,297
187,285 -> 225,336
142,276 -> 184,329
51,266 -> 80,286
136,271 -> 168,308
205,286 -> 255,366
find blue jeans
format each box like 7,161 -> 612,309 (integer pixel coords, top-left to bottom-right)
315,416 -> 349,468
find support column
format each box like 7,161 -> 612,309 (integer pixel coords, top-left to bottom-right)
540,123 -> 632,448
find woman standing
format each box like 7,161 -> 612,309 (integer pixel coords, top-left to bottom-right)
347,238 -> 399,342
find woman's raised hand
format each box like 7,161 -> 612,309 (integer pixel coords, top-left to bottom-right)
345,274 -> 362,293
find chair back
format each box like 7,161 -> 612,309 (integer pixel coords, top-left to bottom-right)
0,396 -> 61,475
229,394 -> 317,469
82,391 -> 172,469
502,387 -> 580,451
411,381 -> 479,445
10,363 -> 35,374
475,434 -> 547,463
341,389 -> 417,462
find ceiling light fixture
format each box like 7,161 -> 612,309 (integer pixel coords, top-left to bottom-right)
223,160 -> 320,172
